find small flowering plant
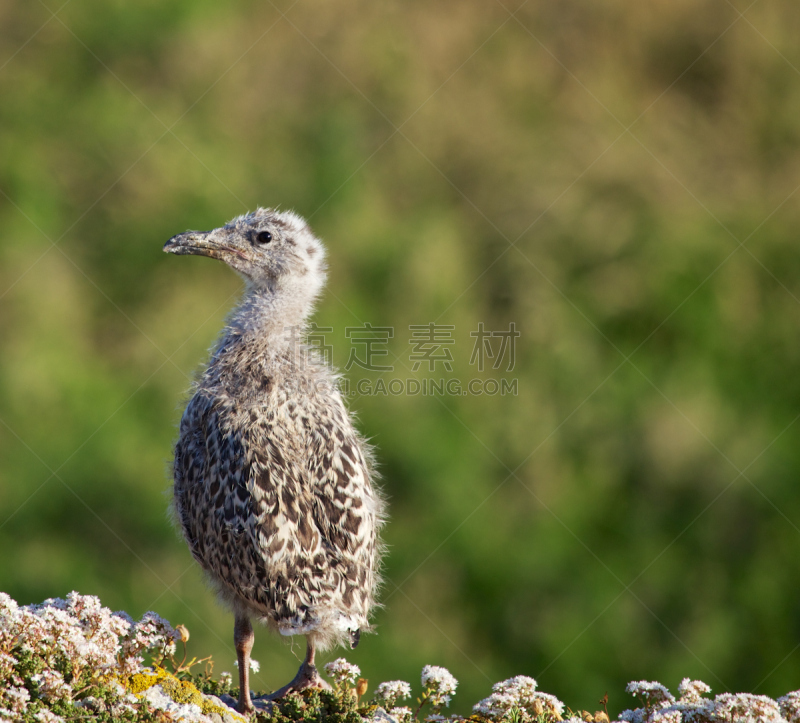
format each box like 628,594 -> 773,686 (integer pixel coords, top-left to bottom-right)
373,679 -> 412,708
0,591 -> 184,722
414,664 -> 458,719
5,590 -> 800,723
474,675 -> 565,722
372,679 -> 413,721
617,679 -> 800,723
325,657 -> 362,689
625,681 -> 676,710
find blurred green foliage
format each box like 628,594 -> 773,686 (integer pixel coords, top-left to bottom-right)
2,0 -> 800,717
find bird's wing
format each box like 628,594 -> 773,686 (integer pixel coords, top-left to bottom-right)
299,390 -> 383,621
172,393 -> 214,565
174,393 -> 272,601
245,388 -> 383,623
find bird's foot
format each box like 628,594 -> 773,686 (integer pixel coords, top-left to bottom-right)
235,693 -> 255,717
259,662 -> 332,701
226,693 -> 272,717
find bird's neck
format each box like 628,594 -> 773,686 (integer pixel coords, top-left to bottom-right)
222,283 -> 315,358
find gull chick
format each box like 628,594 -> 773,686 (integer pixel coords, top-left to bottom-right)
164,208 -> 384,714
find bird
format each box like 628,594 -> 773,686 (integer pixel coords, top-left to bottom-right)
164,208 -> 384,715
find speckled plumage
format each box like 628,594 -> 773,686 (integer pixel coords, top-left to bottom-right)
164,208 -> 384,711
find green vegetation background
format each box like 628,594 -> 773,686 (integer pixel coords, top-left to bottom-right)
2,0 -> 800,717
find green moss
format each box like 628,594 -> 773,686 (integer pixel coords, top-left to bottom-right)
122,666 -> 248,721
201,696 -> 239,717
124,666 -> 168,694
160,674 -> 205,706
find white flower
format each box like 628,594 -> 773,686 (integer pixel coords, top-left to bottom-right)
119,654 -> 145,676
108,612 -> 133,638
536,692 -> 566,717
421,665 -> 458,692
492,675 -> 538,694
677,678 -> 711,704
324,657 -> 361,686
125,611 -> 178,659
714,692 -> 784,722
473,692 -> 512,716
234,658 -> 260,673
32,669 -> 72,702
474,674 -> 563,720
2,685 -> 30,715
33,710 -> 64,723
0,593 -> 18,622
650,710 -> 682,723
390,706 -> 413,722
220,671 -> 234,688
0,591 -> 219,723
778,691 -> 800,723
374,680 -> 412,707
626,681 -> 676,706
0,652 -> 18,680
421,665 -> 458,708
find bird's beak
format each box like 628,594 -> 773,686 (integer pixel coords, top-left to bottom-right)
163,230 -> 247,261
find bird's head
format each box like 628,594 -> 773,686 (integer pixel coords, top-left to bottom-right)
164,208 -> 327,301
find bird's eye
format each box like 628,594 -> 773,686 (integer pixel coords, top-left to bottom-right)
255,230 -> 272,245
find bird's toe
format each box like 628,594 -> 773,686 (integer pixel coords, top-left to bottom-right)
263,662 -> 331,700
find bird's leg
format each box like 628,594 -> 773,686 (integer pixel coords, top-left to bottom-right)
296,638 -> 330,689
234,615 -> 255,714
263,637 -> 331,700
